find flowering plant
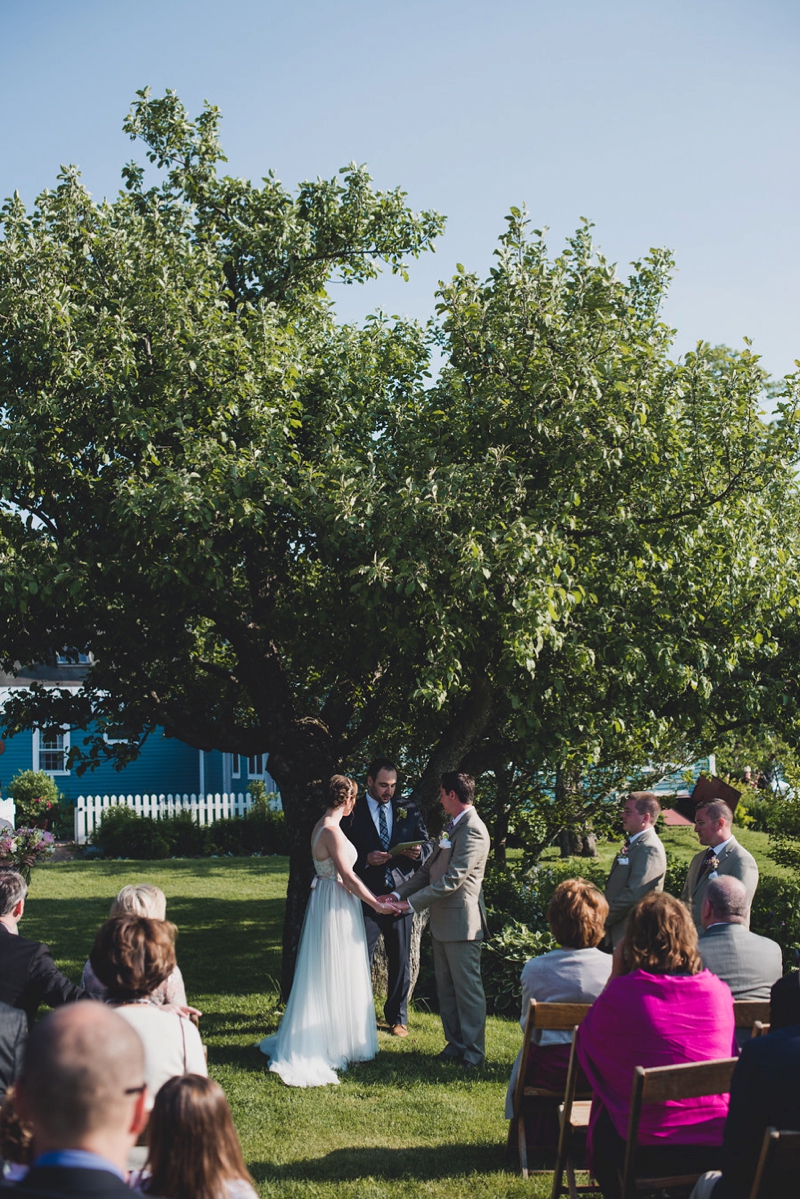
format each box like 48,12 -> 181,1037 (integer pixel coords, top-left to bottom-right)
0,827 -> 56,884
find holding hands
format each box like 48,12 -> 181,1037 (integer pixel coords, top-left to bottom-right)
374,895 -> 411,915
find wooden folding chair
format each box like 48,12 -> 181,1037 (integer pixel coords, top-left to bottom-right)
619,1057 -> 737,1199
550,1029 -> 601,1199
748,1127 -> 800,1198
751,1020 -> 770,1038
508,999 -> 591,1179
733,1000 -> 771,1034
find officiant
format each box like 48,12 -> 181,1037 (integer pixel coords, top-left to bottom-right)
345,759 -> 432,1038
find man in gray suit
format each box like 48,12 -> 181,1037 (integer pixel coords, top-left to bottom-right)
682,800 -> 758,931
604,792 -> 666,948
388,772 -> 491,1069
698,876 -> 781,1001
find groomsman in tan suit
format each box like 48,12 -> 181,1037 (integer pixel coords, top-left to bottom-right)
604,792 -> 667,948
682,799 -> 758,930
388,772 -> 491,1069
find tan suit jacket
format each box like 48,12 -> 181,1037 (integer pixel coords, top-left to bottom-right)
395,805 -> 490,941
681,835 -> 759,929
604,825 -> 667,947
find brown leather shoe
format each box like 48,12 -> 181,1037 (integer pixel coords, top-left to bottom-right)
390,1024 -> 408,1037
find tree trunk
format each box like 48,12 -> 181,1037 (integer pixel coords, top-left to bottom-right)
555,764 -> 598,859
271,769 -> 333,1000
371,909 -> 429,1001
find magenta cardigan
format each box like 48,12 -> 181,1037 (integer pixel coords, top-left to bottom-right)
576,969 -> 736,1153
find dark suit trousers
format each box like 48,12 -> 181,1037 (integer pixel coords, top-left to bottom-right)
362,904 -> 412,1025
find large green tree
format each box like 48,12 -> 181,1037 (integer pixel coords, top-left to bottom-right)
3,94 -> 800,989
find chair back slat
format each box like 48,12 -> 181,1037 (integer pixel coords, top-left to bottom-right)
752,1020 -> 770,1038
531,1001 -> 593,1030
733,1000 -> 771,1029
639,1057 -> 737,1104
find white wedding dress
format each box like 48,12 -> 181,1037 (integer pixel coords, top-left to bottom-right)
259,830 -> 379,1086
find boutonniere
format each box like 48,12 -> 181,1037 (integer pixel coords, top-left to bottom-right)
705,854 -> 720,873
397,807 -> 408,821
438,832 -> 451,848
619,841 -> 629,858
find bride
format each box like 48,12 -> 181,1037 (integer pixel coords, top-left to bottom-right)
259,774 -> 400,1087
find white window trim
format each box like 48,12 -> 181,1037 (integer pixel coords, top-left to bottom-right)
231,753 -> 241,779
32,728 -> 71,776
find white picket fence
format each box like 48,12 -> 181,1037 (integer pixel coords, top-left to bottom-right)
0,798 -> 15,827
73,791 -> 279,845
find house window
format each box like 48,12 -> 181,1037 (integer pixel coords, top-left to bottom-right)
56,652 -> 91,664
103,722 -> 138,745
248,754 -> 269,779
34,728 -> 70,775
231,754 -> 241,779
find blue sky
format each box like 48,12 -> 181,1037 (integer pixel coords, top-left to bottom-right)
2,0 -> 798,381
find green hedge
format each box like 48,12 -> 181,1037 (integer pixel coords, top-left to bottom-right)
89,802 -> 288,859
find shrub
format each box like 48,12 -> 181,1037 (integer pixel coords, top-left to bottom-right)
207,804 -> 287,856
483,919 -> 557,1017
749,875 -> 800,971
7,770 -> 60,824
156,811 -> 209,857
89,806 -> 170,859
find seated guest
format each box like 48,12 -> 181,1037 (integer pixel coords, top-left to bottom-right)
10,1003 -> 147,1198
577,892 -> 736,1199
90,916 -> 206,1110
505,879 -> 612,1147
82,884 -> 187,1007
698,876 -> 782,1045
769,958 -> 800,1030
0,870 -> 83,1029
136,1074 -> 258,1199
690,1021 -> 800,1198
0,1003 -> 26,1104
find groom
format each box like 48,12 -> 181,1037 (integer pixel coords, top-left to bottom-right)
345,758 -> 431,1038
388,772 -> 491,1069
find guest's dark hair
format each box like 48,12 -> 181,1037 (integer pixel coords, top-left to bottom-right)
440,771 -> 475,806
627,792 -> 661,822
0,871 -> 27,917
547,879 -> 608,949
327,775 -> 356,809
0,1088 -> 33,1167
623,892 -> 701,976
90,915 -> 176,1001
144,1074 -> 254,1199
366,758 -> 397,782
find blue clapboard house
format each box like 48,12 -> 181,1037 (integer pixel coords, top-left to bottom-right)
0,661 -> 279,804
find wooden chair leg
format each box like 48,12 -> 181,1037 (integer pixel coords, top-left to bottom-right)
518,1112 -> 529,1179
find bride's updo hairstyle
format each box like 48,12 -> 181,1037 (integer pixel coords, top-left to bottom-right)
328,775 -> 356,808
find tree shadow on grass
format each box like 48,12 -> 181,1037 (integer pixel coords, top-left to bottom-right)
21,894 -> 286,999
250,1141 -> 510,1184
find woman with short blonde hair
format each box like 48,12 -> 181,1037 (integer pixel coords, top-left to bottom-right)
81,883 -> 187,1007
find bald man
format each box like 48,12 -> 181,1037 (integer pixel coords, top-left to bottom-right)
10,1003 -> 148,1198
698,876 -> 782,1002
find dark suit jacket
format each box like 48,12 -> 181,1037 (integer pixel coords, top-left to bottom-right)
711,1024 -> 800,1199
1,1164 -> 134,1198
0,999 -> 26,1100
345,795 -> 431,894
0,925 -> 83,1029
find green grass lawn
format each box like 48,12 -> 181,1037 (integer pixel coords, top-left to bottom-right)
21,826 -> 788,1199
